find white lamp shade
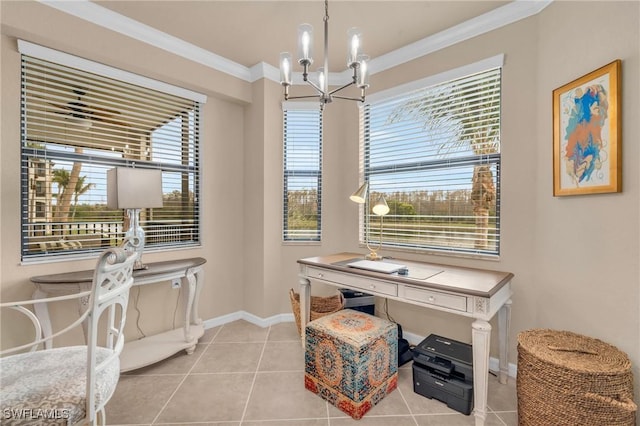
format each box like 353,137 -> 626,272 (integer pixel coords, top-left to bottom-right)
349,182 -> 369,204
372,195 -> 390,216
107,168 -> 164,209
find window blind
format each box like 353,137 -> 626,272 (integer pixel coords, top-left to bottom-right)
360,66 -> 501,256
282,105 -> 322,241
21,54 -> 202,261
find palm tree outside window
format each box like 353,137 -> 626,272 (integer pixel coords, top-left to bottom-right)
20,44 -> 205,262
359,57 -> 502,257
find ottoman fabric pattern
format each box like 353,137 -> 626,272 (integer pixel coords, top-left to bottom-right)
305,309 -> 398,419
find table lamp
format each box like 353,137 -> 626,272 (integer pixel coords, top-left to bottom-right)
107,168 -> 163,270
350,182 -> 390,261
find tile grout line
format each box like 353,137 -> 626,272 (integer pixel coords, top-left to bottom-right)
395,374 -> 420,426
237,324 -> 271,425
148,325 -> 222,425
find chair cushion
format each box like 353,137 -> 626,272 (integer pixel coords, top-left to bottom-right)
0,346 -> 119,425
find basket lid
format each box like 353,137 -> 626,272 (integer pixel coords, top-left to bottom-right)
518,329 -> 631,374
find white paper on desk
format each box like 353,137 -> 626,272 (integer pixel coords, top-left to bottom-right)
347,260 -> 406,274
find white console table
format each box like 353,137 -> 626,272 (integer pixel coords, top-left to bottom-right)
298,252 -> 513,426
30,257 -> 206,372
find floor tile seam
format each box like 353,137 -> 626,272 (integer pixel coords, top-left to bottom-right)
241,416 -> 330,424
186,371 -> 256,376
149,335 -> 214,425
238,327 -> 270,424
395,380 -> 419,425
492,409 -> 514,426
328,413 -> 419,419
122,373 -> 188,377
202,325 -> 223,346
208,341 -> 269,347
254,369 -> 305,374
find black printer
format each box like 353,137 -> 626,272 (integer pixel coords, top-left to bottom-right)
412,334 -> 474,415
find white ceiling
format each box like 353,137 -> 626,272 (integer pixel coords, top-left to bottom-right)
93,1 -> 510,70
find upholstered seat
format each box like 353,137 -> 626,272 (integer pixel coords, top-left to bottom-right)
1,347 -> 119,425
0,239 -> 138,426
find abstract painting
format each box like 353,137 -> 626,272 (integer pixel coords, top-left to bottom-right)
553,60 -> 621,196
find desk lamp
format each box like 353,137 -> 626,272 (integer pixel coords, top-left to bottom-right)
350,182 -> 390,261
107,168 -> 163,270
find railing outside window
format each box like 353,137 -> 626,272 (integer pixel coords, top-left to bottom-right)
20,47 -> 204,262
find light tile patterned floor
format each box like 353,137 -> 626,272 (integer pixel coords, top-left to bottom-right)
105,320 -> 518,425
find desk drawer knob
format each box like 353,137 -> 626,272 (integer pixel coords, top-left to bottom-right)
428,296 -> 435,302
317,273 -> 324,278
369,285 -> 376,289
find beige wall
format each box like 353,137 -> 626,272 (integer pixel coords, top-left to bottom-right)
0,1 -> 249,347
2,0 -> 639,406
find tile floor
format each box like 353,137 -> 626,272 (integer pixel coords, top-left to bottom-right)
106,320 -> 518,425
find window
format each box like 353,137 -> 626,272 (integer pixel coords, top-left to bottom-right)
20,42 -> 206,261
360,56 -> 502,257
282,103 -> 322,241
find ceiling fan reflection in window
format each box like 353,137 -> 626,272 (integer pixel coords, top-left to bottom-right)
48,88 -> 124,129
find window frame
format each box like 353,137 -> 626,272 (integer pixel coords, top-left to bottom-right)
282,102 -> 323,243
19,41 -> 206,263
358,55 -> 504,259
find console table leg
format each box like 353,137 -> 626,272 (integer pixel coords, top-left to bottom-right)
472,319 -> 491,426
182,271 -> 197,343
191,267 -> 204,326
498,298 -> 512,384
32,289 -> 53,349
299,276 -> 311,347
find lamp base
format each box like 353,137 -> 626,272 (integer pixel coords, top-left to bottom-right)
365,252 -> 384,261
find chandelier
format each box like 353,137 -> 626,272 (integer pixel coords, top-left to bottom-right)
279,0 -> 370,109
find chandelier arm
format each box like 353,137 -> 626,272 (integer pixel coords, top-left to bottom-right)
305,80 -> 325,95
285,95 -> 324,101
332,95 -> 365,102
328,80 -> 357,96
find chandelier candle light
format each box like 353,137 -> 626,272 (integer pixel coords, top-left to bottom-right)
280,0 -> 370,108
350,182 -> 390,261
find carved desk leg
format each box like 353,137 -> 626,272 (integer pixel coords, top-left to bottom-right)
472,319 -> 491,426
299,276 -> 311,348
498,298 -> 512,384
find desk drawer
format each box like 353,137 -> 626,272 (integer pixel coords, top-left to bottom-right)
403,285 -> 467,312
306,267 -> 397,297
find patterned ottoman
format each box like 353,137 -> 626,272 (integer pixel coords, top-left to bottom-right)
304,309 -> 398,419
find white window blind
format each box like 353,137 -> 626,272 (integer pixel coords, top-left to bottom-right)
360,66 -> 501,257
21,54 -> 202,261
282,104 -> 322,241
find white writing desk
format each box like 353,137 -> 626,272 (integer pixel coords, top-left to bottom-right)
298,252 -> 513,426
30,257 -> 206,372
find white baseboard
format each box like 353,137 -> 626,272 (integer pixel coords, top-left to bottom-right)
202,311 -> 517,378
202,310 -> 294,330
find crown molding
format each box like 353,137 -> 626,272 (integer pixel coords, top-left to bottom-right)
39,0 -> 552,85
370,0 -> 553,75
38,0 -> 252,82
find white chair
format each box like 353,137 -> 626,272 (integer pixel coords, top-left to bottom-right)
0,239 -> 138,425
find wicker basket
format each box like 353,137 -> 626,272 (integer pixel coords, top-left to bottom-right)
289,288 -> 345,335
517,329 -> 637,426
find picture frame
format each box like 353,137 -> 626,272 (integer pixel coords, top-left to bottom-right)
552,60 -> 621,196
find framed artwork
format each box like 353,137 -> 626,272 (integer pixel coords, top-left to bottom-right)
553,60 -> 621,196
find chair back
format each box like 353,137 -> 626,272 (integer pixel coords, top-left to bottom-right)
85,239 -> 138,421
